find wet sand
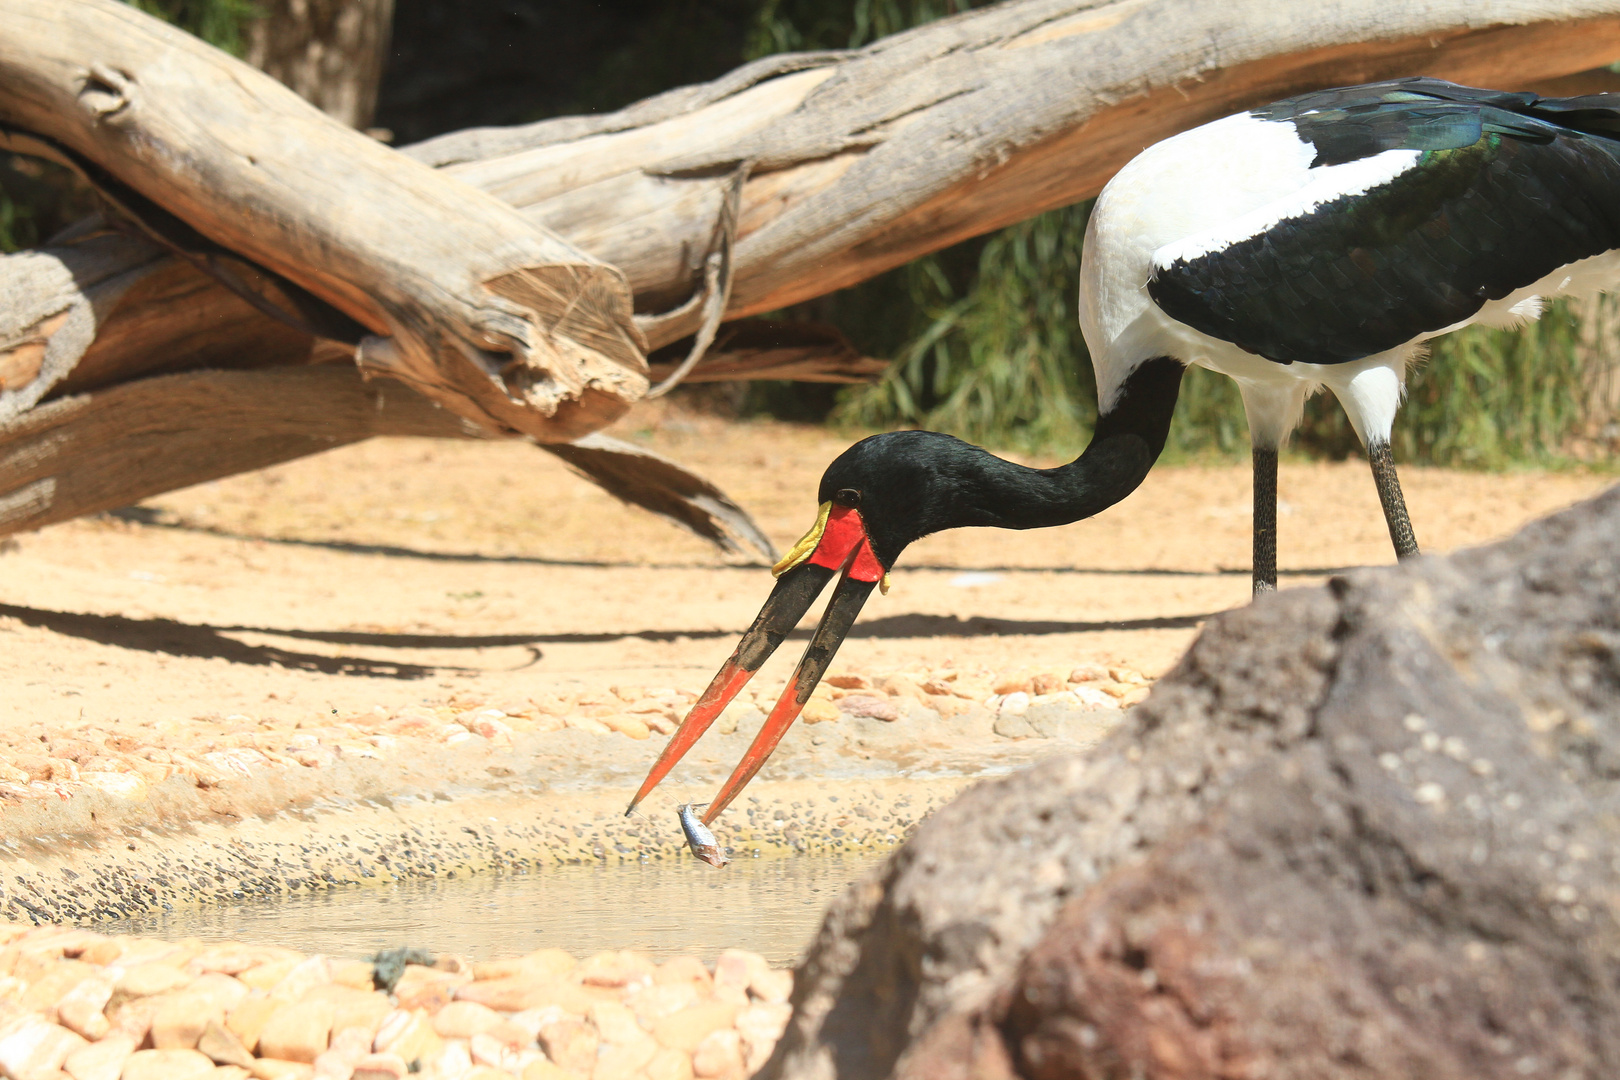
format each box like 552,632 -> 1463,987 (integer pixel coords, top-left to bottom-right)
89,852 -> 891,968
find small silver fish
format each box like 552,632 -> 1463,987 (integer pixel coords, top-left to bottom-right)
677,804 -> 730,867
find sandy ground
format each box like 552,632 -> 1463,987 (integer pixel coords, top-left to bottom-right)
2,404 -> 1614,732
1,403 -> 1612,736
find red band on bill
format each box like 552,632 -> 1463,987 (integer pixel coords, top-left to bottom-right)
806,506 -> 885,583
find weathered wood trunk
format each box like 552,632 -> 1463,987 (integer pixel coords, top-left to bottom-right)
0,364 -> 774,557
417,0 -> 1620,330
246,0 -> 395,130
0,224 -> 859,550
15,1 -> 1620,372
8,0 -> 1620,412
0,0 -> 647,441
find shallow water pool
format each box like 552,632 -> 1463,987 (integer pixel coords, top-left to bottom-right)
88,851 -> 889,966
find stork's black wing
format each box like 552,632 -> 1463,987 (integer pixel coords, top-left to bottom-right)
1148,78 -> 1620,365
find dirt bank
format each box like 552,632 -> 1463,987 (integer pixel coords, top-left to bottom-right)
4,407 -> 1606,726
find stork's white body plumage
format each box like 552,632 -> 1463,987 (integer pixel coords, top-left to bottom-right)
1080,111 -> 1620,448
1077,77 -> 1620,590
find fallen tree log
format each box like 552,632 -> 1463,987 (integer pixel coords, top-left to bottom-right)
0,224 -> 875,427
646,321 -> 884,385
0,365 -> 773,557
0,220 -> 312,424
766,485 -> 1620,1080
0,227 -> 844,551
0,0 -> 646,441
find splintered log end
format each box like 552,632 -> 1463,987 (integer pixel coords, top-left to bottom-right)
354,260 -> 647,443
481,261 -> 649,409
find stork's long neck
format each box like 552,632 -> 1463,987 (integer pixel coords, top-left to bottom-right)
837,359 -> 1184,564
957,356 -> 1184,531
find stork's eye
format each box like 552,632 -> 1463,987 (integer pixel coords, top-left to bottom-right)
834,488 -> 861,507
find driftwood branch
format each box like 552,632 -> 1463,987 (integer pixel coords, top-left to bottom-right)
0,220 -> 315,426
0,230 -> 849,550
0,0 -> 646,441
545,433 -> 775,558
0,227 -> 879,424
646,322 -> 884,386
0,367 -> 462,536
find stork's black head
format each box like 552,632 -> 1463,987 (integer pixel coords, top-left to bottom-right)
624,429 -> 1043,825
813,429 -> 998,568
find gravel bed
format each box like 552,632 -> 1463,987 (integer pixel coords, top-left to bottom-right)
0,661 -> 1143,862
0,661 -> 1149,802
0,922 -> 792,1080
0,660 -> 1145,925
3,780 -> 971,926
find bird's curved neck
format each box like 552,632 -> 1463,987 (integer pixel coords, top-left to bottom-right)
965,356 -> 1183,531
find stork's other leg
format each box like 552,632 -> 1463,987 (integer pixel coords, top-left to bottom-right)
1326,362 -> 1419,562
1236,383 -> 1303,598
1367,440 -> 1419,559
1252,445 -> 1278,593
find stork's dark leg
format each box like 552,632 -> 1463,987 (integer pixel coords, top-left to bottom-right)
1368,440 -> 1419,559
1252,445 -> 1277,594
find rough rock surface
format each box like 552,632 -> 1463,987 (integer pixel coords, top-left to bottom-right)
764,485 -> 1620,1080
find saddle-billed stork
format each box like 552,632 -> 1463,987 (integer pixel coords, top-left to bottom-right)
629,77 -> 1620,824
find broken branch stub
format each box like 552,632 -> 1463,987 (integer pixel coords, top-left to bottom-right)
0,0 -> 646,441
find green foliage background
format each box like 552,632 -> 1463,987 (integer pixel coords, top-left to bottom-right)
126,0 -> 260,56
1,0 -> 1605,470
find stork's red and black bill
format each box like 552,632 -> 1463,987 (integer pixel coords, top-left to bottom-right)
625,500 -> 887,824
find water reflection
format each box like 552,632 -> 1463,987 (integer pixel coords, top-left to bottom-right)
89,852 -> 890,967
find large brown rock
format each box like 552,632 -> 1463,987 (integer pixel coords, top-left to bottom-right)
763,485 -> 1620,1080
